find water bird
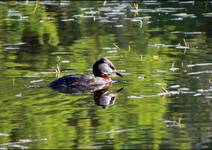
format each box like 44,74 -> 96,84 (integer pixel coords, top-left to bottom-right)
49,57 -> 123,93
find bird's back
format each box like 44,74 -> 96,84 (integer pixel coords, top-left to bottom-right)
49,74 -> 95,89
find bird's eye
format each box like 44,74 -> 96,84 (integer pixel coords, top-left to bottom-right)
111,96 -> 115,101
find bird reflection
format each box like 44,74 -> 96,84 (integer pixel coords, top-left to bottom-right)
94,87 -> 124,109
49,83 -> 123,108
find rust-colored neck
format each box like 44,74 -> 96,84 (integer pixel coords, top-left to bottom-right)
102,76 -> 112,83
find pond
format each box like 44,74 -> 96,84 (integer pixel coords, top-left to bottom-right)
0,0 -> 212,149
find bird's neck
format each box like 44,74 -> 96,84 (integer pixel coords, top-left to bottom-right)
95,76 -> 112,84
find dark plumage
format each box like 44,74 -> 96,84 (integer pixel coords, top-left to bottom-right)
49,57 -> 123,94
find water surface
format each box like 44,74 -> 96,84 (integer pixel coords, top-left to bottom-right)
0,1 -> 212,149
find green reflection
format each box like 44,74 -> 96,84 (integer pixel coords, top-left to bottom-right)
0,1 -> 212,149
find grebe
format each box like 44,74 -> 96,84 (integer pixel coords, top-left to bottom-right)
49,57 -> 122,93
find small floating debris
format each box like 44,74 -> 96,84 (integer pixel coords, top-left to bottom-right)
104,12 -> 125,17
0,133 -> 9,137
50,52 -> 72,55
169,85 -> 180,89
98,7 -> 112,12
7,9 -> 22,17
111,17 -> 119,20
187,70 -> 212,75
181,91 -> 195,94
1,144 -> 28,149
163,119 -> 184,128
172,13 -> 196,18
73,14 -> 84,18
158,91 -> 180,96
127,95 -> 144,99
169,61 -> 179,72
135,16 -> 151,22
3,42 -> 26,46
4,47 -> 20,51
179,1 -> 194,4
153,55 -> 160,60
59,1 -> 70,6
61,18 -> 75,22
107,50 -> 117,54
34,71 -> 56,75
128,94 -> 158,99
175,44 -> 189,49
102,47 -> 117,50
80,7 -> 95,11
148,43 -> 180,48
139,9 -> 156,13
130,17 -> 142,22
96,129 -> 133,134
156,7 -> 186,13
193,93 -> 202,97
0,138 -> 47,149
171,31 -> 203,35
15,93 -> 22,97
169,67 -> 179,72
186,63 -> 212,68
81,15 -> 95,19
178,87 -> 190,91
102,47 -> 118,53
61,60 -> 70,64
157,70 -> 167,73
23,75 -> 41,78
84,10 -> 97,15
171,17 -> 183,21
27,85 -> 43,88
30,79 -> 44,84
41,1 -> 59,6
143,1 -> 161,5
99,19 -> 114,23
155,83 -> 167,86
202,12 -> 212,17
138,76 -> 144,80
114,24 -> 124,28
197,88 -> 212,93
206,96 -> 212,99
113,43 -> 121,50
128,88 -> 197,99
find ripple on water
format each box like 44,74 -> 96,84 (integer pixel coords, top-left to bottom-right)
171,31 -> 203,35
202,13 -> 212,17
172,13 -> 196,18
0,138 -> 47,149
187,70 -> 212,76
156,7 -> 186,13
186,63 -> 212,68
0,133 -> 9,137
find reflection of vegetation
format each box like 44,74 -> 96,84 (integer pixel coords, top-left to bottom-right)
0,1 -> 59,46
0,1 -> 211,149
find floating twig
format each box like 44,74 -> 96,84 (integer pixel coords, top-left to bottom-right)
134,3 -> 139,16
55,56 -> 62,78
33,0 -> 39,14
140,55 -> 143,61
161,87 -> 169,93
103,0 -> 107,6
128,45 -> 131,52
113,43 -> 120,50
183,38 -> 190,54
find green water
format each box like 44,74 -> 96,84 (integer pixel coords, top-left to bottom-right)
0,1 -> 212,149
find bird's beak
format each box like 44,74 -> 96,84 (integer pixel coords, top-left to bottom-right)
116,71 -> 123,77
